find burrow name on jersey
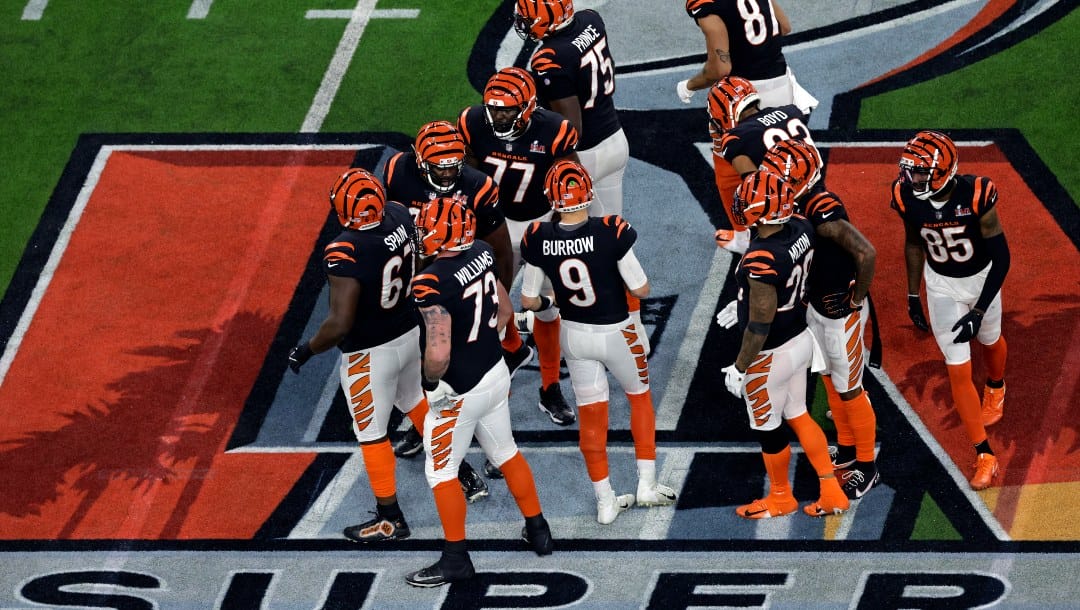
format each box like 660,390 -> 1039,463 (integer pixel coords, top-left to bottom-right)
542,235 -> 595,256
453,249 -> 495,286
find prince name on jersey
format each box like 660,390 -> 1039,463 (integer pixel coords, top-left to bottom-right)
382,151 -> 505,239
520,215 -> 636,325
890,174 -> 999,278
458,106 -> 579,223
735,215 -> 815,349
324,201 -> 418,352
411,241 -> 504,393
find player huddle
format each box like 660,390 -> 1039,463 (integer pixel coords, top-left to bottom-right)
288,0 -> 1011,590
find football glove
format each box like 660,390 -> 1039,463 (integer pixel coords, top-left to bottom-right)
951,309 -> 983,344
676,79 -> 694,104
288,343 -> 313,373
715,299 -> 738,329
821,290 -> 862,318
907,294 -> 929,332
722,364 -> 746,398
425,379 -> 457,416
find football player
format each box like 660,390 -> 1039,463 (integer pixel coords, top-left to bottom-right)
707,76 -> 814,253
759,139 -> 879,499
677,0 -> 817,113
383,121 -> 534,466
286,168 -> 434,543
515,0 -> 650,355
406,198 -> 553,588
891,130 -> 1009,491
458,66 -> 580,427
519,161 -> 677,524
721,170 -> 849,519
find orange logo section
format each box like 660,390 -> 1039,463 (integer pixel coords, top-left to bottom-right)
347,353 -> 374,431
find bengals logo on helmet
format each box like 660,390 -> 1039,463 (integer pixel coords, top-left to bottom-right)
483,67 -> 538,141
414,121 -> 466,195
708,76 -> 760,133
544,160 -> 593,212
329,167 -> 385,230
513,0 -> 574,41
760,139 -> 823,200
417,197 -> 477,256
899,130 -> 958,200
733,170 -> 796,227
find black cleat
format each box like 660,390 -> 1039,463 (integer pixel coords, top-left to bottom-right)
393,426 -> 423,458
504,344 -> 535,380
458,461 -> 489,503
483,458 -> 504,480
839,465 -> 880,499
405,553 -> 476,588
343,513 -> 410,543
538,384 -> 576,426
522,515 -> 554,556
829,445 -> 856,470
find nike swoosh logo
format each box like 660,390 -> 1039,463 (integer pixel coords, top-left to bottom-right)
744,507 -> 768,517
327,263 -> 340,268
821,211 -> 834,219
691,8 -> 702,14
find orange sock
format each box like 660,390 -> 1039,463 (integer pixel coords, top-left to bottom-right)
627,390 -> 657,461
821,376 -> 852,447
946,362 -> 987,445
407,399 -> 427,433
843,390 -> 877,464
786,412 -> 834,477
498,452 -> 542,518
532,316 -> 562,388
360,439 -> 397,499
577,401 -> 610,482
984,336 -> 1007,382
626,291 -> 640,314
501,320 -> 524,353
761,445 -> 793,495
432,479 -> 467,542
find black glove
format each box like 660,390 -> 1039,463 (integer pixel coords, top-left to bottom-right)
288,342 -> 314,373
821,290 -> 859,318
951,310 -> 983,344
907,294 -> 929,332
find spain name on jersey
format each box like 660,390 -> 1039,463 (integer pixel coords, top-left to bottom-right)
381,151 -> 504,239
457,106 -> 579,222
890,174 -> 999,278
735,216 -> 815,349
411,241 -> 504,393
520,215 -> 636,325
323,201 -> 418,351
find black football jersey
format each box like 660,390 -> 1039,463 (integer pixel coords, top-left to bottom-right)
410,242 -> 504,393
685,0 -> 787,80
735,216 -> 814,349
529,9 -> 620,150
520,216 -> 637,324
718,104 -> 812,166
323,201 -> 418,351
890,175 -> 999,278
799,187 -> 858,316
382,151 -> 504,239
457,105 -> 579,222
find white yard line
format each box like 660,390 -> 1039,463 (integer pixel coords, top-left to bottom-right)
20,0 -> 48,20
186,0 -> 213,19
289,454 -> 366,538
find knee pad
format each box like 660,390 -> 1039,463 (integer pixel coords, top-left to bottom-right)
756,426 -> 790,454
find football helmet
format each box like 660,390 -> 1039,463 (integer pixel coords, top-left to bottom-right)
483,67 -> 537,141
707,76 -> 760,133
733,170 -> 796,227
329,167 -> 385,230
760,139 -> 823,200
414,120 -> 465,194
417,197 -> 477,256
544,160 -> 593,212
513,0 -> 574,41
898,130 -> 958,201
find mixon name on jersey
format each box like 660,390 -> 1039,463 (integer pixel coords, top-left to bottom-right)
543,235 -> 595,256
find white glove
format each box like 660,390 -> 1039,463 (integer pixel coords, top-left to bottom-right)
715,299 -> 738,329
425,379 -> 457,415
722,364 -> 746,398
676,79 -> 694,104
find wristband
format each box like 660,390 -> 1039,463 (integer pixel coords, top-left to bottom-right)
747,321 -> 771,336
422,377 -> 440,392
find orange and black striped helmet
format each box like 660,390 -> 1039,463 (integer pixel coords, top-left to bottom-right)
483,67 -> 537,141
733,170 -> 796,227
899,130 -> 958,200
417,197 -> 477,256
544,160 -> 593,212
760,139 -> 823,200
707,76 -> 760,132
414,120 -> 465,194
514,0 -> 574,41
329,167 -> 385,230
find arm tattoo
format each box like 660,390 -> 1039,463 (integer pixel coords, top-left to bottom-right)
713,48 -> 731,64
